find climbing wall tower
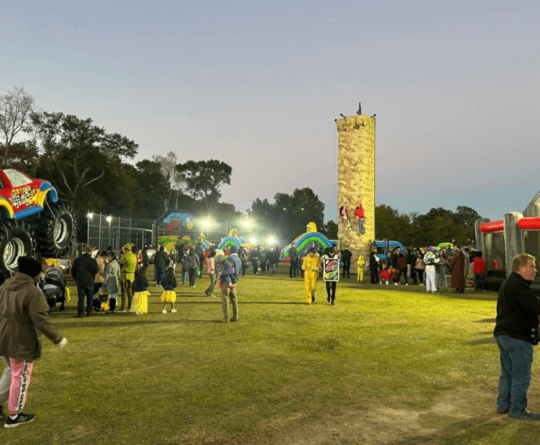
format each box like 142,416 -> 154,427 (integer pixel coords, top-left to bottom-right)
336,115 -> 376,273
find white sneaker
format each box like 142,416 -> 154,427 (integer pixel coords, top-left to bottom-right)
394,283 -> 398,286
405,284 -> 409,286
135,311 -> 140,316
171,309 -> 177,313
162,309 -> 167,314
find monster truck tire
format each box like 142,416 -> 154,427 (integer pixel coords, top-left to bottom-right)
36,200 -> 75,258
0,219 -> 34,278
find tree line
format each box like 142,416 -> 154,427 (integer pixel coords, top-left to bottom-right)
0,86 -> 481,246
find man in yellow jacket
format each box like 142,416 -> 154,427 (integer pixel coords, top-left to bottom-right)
119,243 -> 137,311
302,248 -> 320,304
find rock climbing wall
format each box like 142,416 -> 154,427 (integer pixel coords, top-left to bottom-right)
336,115 -> 375,274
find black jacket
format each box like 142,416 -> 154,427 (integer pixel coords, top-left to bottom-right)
494,272 -> 540,344
154,250 -> 169,269
71,253 -> 99,287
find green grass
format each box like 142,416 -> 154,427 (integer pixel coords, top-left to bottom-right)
2,267 -> 539,444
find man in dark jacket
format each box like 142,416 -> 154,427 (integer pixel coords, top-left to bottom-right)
71,245 -> 99,318
153,246 -> 168,287
0,257 -> 67,427
289,246 -> 298,278
494,253 -> 540,420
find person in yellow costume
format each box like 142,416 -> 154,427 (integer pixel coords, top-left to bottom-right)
119,243 -> 137,311
357,254 -> 365,282
302,247 -> 320,304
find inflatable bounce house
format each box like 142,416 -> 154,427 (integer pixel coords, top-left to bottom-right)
475,191 -> 540,291
280,222 -> 336,261
217,229 -> 248,251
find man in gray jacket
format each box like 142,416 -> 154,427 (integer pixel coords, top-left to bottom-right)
0,257 -> 67,428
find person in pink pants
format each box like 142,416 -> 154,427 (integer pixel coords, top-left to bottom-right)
0,257 -> 67,428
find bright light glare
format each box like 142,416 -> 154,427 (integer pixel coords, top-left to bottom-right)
202,220 -> 211,228
244,220 -> 252,228
106,216 -> 112,224
267,237 -> 276,245
87,213 -> 94,219
249,237 -> 257,244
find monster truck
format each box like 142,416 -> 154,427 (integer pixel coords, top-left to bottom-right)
0,168 -> 75,278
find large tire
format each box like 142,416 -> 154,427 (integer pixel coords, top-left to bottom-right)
36,200 -> 75,258
0,220 -> 34,278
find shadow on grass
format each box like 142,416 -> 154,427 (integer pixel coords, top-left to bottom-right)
58,318 -> 223,328
474,318 -> 496,323
468,337 -> 495,345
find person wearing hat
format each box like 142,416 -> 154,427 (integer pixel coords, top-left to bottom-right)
119,243 -> 137,311
71,245 -> 99,317
0,256 -> 67,428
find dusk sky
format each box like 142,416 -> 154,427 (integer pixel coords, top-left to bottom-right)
1,1 -> 539,223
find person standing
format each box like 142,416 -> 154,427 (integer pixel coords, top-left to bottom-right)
396,252 -> 408,285
71,245 -> 99,318
437,250 -> 449,291
0,257 -> 67,427
451,246 -> 466,293
369,250 -> 379,283
356,254 -> 365,282
415,252 -> 425,286
249,246 -> 260,275
153,246 -> 168,287
160,267 -> 178,313
289,245 -> 298,278
473,252 -> 487,292
220,246 -> 242,323
186,249 -> 200,287
423,247 -> 439,292
494,254 -> 540,420
302,248 -> 320,304
102,251 -> 121,315
195,243 -> 204,278
119,244 -> 137,312
340,247 -> 352,278
204,250 -> 217,297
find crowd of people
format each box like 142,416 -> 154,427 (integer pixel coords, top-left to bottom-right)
368,245 -> 487,294
1,234 -> 539,427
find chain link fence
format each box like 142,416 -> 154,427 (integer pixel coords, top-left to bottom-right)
86,213 -> 153,251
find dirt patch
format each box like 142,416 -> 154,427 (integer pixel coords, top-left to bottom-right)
201,381 -> 509,445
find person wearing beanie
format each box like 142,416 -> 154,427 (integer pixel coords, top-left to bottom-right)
0,256 -> 67,428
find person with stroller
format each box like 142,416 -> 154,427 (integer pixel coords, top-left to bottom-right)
161,267 -> 178,314
102,251 -> 121,315
40,264 -> 68,312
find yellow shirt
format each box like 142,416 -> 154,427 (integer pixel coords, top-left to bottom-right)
120,251 -> 137,280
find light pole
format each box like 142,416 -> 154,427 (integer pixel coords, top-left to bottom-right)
87,212 -> 93,246
106,215 -> 112,249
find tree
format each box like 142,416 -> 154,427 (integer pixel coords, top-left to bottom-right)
134,160 -> 173,218
375,205 -> 412,244
274,188 -> 325,242
152,151 -> 184,209
0,86 -> 35,166
31,112 -> 138,215
175,160 -> 232,212
320,220 -> 338,240
0,142 -> 39,174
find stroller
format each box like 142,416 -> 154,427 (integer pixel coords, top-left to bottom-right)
40,267 -> 67,311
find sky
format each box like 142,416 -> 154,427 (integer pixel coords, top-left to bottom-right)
1,0 -> 539,223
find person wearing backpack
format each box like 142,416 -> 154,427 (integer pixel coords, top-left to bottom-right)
160,267 -> 178,313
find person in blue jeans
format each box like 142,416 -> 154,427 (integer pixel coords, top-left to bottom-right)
71,245 -> 99,318
494,253 -> 540,420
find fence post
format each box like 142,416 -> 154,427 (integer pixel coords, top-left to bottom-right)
98,213 -> 102,250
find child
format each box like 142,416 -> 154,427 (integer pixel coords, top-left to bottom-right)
380,264 -> 390,285
161,267 -> 178,313
388,266 -> 398,285
204,250 -> 217,297
356,254 -> 365,282
131,268 -> 149,315
214,250 -> 237,289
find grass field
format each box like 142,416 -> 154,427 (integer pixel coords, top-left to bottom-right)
2,266 -> 540,444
